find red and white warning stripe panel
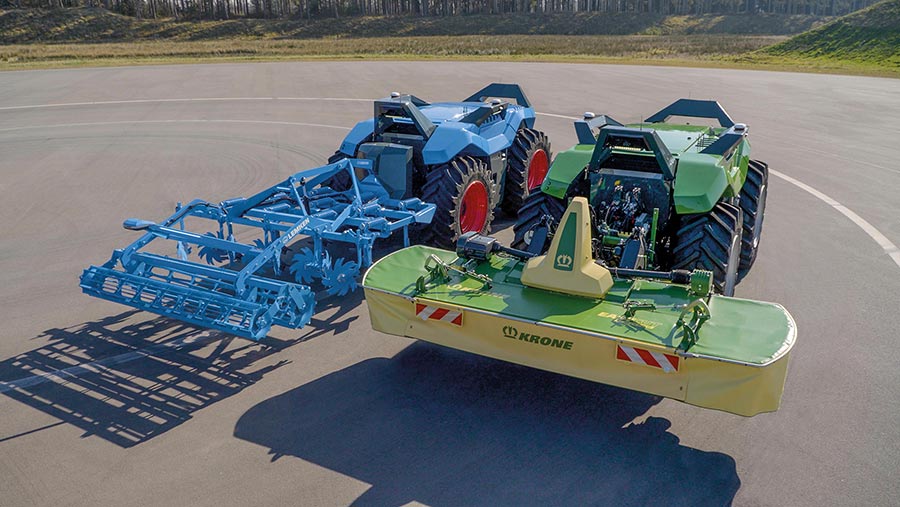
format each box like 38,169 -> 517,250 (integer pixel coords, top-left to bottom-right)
616,344 -> 680,373
415,303 -> 463,326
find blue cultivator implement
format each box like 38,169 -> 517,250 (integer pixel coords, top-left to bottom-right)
80,159 -> 435,340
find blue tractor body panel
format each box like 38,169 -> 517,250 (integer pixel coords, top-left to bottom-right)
340,119 -> 376,156
420,104 -> 530,164
337,86 -> 537,167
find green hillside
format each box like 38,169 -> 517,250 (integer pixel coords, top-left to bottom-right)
1,7 -> 897,76
764,0 -> 900,67
0,7 -> 827,44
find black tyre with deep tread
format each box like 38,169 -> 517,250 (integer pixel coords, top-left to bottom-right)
502,128 -> 552,215
420,156 -> 496,249
738,159 -> 768,278
511,190 -> 567,252
671,202 -> 743,296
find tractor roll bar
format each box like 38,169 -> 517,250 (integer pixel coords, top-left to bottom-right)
463,83 -> 532,108
645,99 -> 735,128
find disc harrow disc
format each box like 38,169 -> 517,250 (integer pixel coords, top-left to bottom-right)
322,257 -> 360,296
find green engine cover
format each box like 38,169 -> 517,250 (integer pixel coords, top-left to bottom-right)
540,120 -> 752,215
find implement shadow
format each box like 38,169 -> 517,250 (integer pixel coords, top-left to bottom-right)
0,296 -> 357,448
235,342 -> 740,506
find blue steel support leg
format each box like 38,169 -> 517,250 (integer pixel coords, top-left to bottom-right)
360,235 -> 374,267
176,203 -> 190,261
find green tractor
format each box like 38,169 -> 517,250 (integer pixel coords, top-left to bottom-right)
512,99 -> 768,296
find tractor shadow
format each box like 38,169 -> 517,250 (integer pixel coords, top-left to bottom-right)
0,292 -> 361,448
234,342 -> 741,506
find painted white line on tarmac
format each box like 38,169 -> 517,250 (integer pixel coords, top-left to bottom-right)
0,96 -> 373,111
536,112 -> 582,120
0,332 -> 216,395
0,119 -> 352,133
769,169 -> 900,269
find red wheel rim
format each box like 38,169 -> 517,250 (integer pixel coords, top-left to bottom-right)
526,149 -> 549,191
459,180 -> 489,233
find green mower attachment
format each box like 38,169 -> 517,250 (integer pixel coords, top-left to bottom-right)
364,197 -> 796,416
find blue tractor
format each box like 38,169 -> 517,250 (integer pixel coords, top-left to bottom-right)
328,83 -> 552,247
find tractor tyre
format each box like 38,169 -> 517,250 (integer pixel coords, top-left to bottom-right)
502,128 -> 552,216
322,150 -> 352,192
671,202 -> 743,296
421,156 -> 496,249
738,159 -> 768,279
511,190 -> 567,254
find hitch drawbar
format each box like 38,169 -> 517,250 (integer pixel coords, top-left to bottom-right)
81,159 -> 435,340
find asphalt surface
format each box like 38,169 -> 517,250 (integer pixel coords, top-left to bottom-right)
1,62 -> 899,507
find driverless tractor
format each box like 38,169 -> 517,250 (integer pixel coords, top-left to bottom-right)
329,83 -> 551,247
512,99 -> 768,295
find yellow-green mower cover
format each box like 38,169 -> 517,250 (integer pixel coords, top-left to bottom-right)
363,246 -> 796,417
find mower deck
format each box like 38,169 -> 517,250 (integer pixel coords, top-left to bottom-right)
363,245 -> 796,416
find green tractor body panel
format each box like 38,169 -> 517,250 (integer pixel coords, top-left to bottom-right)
673,153 -> 733,214
541,143 -> 594,199
669,134 -> 752,214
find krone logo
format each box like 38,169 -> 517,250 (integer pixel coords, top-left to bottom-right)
555,253 -> 573,270
499,324 -> 574,350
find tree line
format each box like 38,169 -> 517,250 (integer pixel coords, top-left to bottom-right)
3,0 -> 876,21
